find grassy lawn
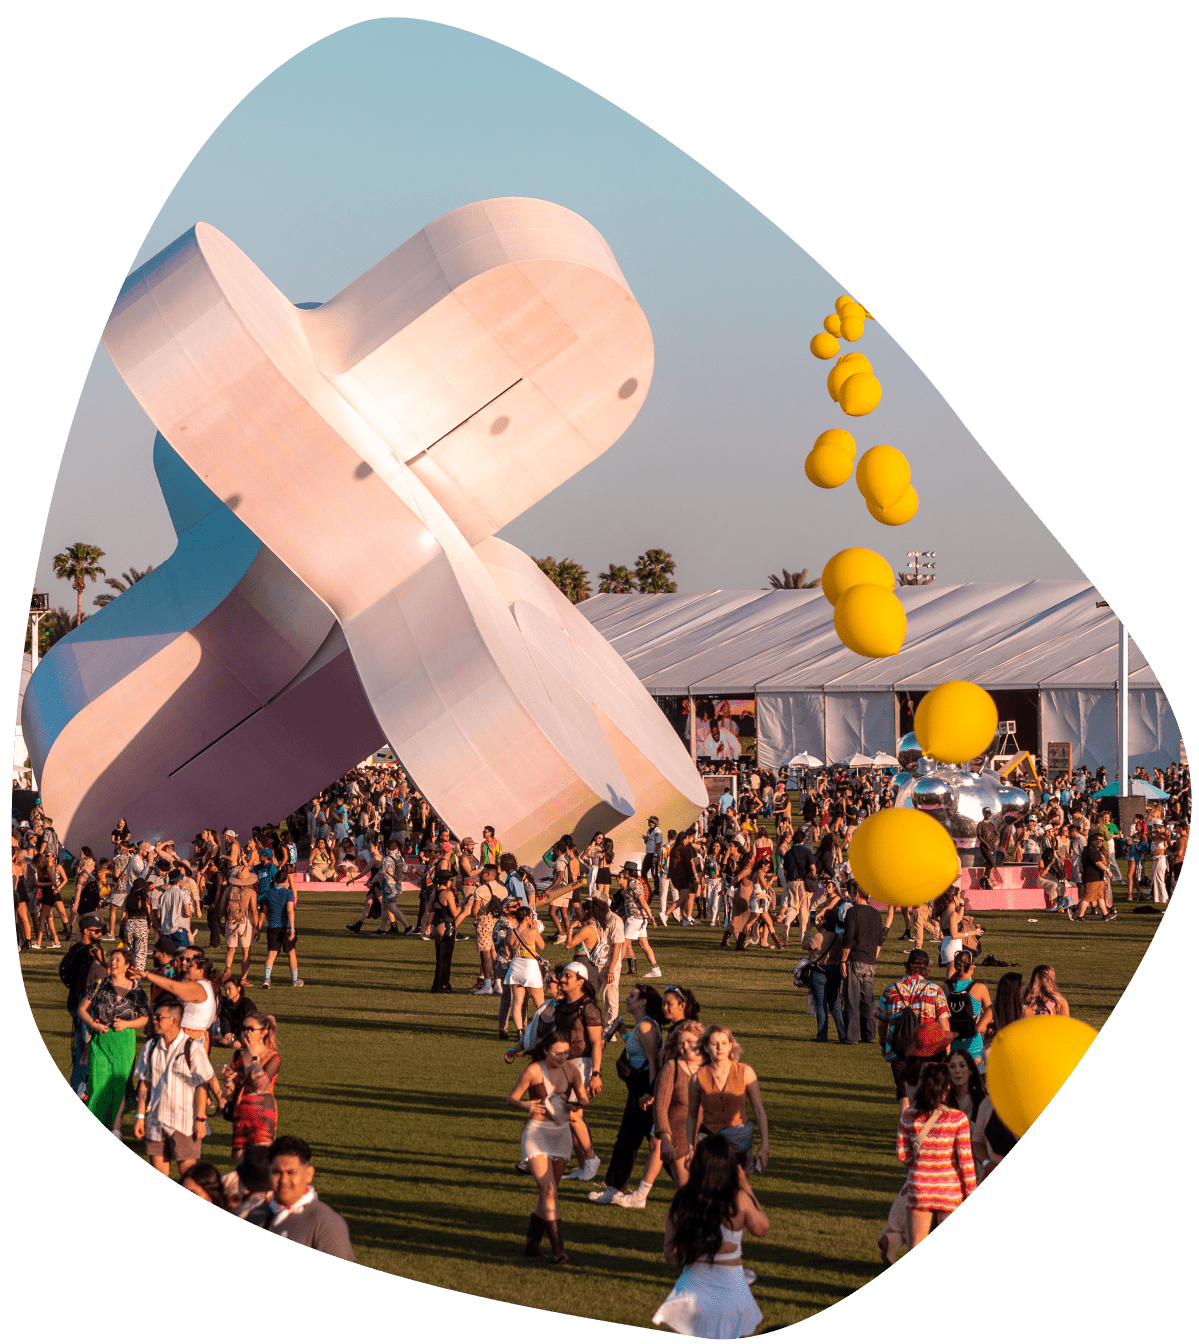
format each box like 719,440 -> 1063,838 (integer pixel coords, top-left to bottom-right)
18,863 -> 1162,1331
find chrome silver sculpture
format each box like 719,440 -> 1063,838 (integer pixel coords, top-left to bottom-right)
891,731 -> 1030,848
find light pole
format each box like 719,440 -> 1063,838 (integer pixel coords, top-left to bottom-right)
29,591 -> 48,674
902,550 -> 936,585
1097,599 -> 1128,793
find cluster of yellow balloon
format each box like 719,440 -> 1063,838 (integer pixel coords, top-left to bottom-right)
810,295 -> 875,362
821,547 -> 907,657
827,351 -> 882,417
856,444 -> 919,525
804,427 -> 856,488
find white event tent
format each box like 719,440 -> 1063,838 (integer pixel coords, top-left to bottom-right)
579,582 -> 1183,775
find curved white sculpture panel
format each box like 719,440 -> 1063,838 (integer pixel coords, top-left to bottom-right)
26,199 -> 705,856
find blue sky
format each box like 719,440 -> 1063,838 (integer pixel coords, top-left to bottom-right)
36,16 -> 1080,611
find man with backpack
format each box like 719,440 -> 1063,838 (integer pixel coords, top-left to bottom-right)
60,914 -> 108,1094
220,862 -> 260,982
132,998 -> 217,1176
873,949 -> 951,1099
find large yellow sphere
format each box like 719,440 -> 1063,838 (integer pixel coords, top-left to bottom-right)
987,1017 -> 1099,1137
823,313 -> 842,337
805,443 -> 855,489
840,313 -> 865,341
810,332 -> 840,359
840,301 -> 867,324
839,371 -> 882,416
847,808 -> 960,906
914,681 -> 999,764
834,294 -> 856,315
856,444 -> 911,509
868,484 -> 920,525
820,547 -> 895,605
834,583 -> 907,656
827,354 -> 872,402
814,427 -> 856,455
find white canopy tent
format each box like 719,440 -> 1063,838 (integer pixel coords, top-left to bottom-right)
579,582 -> 1183,775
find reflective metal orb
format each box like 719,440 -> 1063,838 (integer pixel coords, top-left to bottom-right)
897,731 -> 923,771
894,762 -> 1031,848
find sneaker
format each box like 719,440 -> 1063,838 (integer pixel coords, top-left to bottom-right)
472,984 -> 493,995
419,934 -> 431,941
262,981 -> 271,989
291,979 -> 304,987
643,966 -> 662,978
613,1189 -> 648,1208
588,1186 -> 620,1204
564,1155 -> 601,1182
514,1158 -> 530,1174
1104,911 -> 1118,921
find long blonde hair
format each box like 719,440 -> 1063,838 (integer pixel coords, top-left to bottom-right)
1023,964 -> 1061,1014
243,1013 -> 279,1054
698,1022 -> 742,1065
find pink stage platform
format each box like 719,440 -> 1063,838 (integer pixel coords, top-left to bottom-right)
868,864 -> 1076,912
293,861 -> 424,893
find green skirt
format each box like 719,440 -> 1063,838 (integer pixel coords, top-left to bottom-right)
86,1026 -> 139,1130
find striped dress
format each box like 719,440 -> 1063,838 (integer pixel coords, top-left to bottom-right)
897,1107 -> 978,1212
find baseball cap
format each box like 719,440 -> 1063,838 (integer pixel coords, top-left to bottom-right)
910,1021 -> 952,1057
79,913 -> 104,930
563,961 -> 591,979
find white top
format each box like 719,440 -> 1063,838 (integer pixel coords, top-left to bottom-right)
713,1224 -> 744,1263
180,978 -> 218,1032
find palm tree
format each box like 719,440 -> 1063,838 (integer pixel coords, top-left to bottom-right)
93,564 -> 155,608
533,556 -> 592,604
598,563 -> 636,594
767,567 -> 820,590
634,548 -> 677,594
52,542 -> 106,625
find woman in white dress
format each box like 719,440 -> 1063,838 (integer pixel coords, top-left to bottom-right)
508,1030 -> 588,1264
653,1133 -> 769,1337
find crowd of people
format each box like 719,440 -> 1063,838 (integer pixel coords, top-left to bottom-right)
12,749 -> 1188,1334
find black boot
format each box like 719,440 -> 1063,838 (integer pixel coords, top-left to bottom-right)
525,1212 -> 547,1258
346,920 -> 363,933
546,1217 -> 568,1265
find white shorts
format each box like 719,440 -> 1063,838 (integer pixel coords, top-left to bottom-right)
506,958 -> 544,989
624,916 -> 648,940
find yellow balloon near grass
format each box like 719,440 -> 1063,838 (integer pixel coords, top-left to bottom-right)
914,681 -> 999,763
856,445 -> 911,509
839,371 -> 882,416
834,583 -> 907,656
805,443 -> 855,488
987,1017 -> 1099,1137
824,313 -> 842,336
810,332 -> 840,359
847,808 -> 960,906
820,547 -> 894,605
868,484 -> 920,525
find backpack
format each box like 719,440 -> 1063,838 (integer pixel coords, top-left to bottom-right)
946,980 -> 978,1039
59,943 -> 95,1015
887,983 -> 923,1058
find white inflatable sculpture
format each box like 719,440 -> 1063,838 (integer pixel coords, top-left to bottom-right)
24,199 -> 706,858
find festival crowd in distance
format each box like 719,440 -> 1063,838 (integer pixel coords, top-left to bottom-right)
12,750 -> 1188,1334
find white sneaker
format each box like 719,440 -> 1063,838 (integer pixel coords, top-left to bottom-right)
564,1154 -> 601,1182
613,1189 -> 648,1208
588,1186 -> 620,1203
554,935 -> 568,945
643,966 -> 662,978
472,984 -> 493,995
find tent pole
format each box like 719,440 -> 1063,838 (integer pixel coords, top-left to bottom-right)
688,685 -> 696,762
1118,622 -> 1128,790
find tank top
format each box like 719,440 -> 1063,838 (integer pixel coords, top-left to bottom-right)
528,1062 -> 571,1126
713,1224 -> 744,1263
695,1062 -> 747,1132
181,979 -> 218,1032
625,1016 -> 661,1070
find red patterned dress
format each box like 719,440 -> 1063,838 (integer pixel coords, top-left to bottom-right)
897,1106 -> 978,1212
228,1048 -> 281,1157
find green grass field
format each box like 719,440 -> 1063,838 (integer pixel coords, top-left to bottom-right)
18,865 -> 1162,1332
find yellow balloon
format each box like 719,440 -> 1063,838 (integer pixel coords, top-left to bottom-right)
834,583 -> 907,656
820,547 -> 895,605
839,371 -> 882,416
827,354 -> 872,402
823,313 -> 842,337
840,301 -> 867,324
847,808 -> 960,906
914,681 -> 999,764
810,332 -> 840,359
986,1017 -> 1099,1137
856,444 -> 911,509
868,484 -> 919,525
805,443 -> 855,489
840,313 -> 865,341
834,294 -> 856,315
814,427 -> 856,455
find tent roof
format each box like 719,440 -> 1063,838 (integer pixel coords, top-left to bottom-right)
578,582 -> 1159,695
